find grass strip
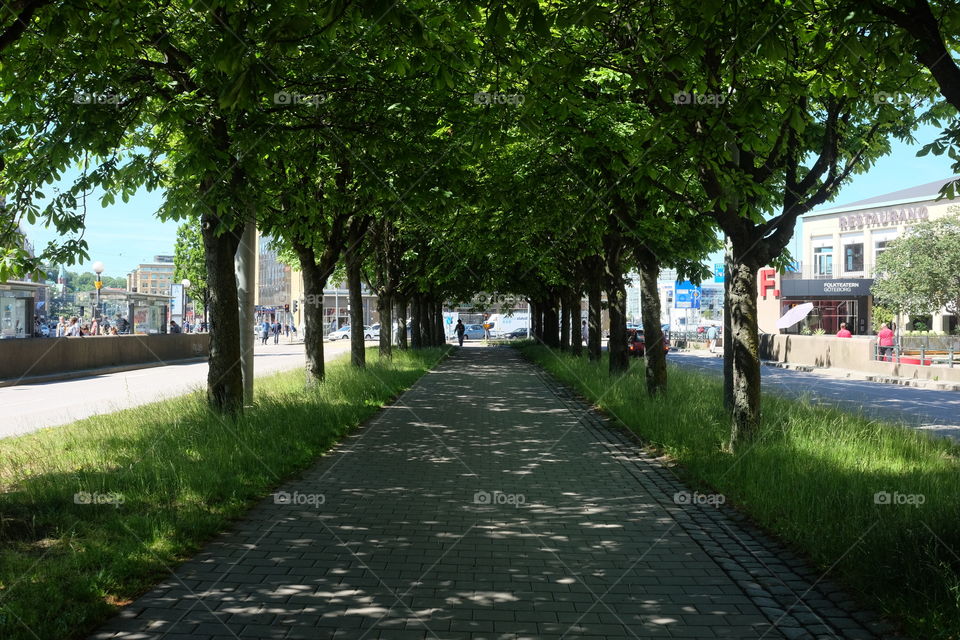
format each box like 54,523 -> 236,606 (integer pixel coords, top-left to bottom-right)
518,344 -> 960,640
0,346 -> 449,640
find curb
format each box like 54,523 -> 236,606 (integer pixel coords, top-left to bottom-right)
0,357 -> 207,388
761,360 -> 960,392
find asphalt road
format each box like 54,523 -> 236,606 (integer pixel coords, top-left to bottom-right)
0,339 -> 356,440
670,351 -> 960,442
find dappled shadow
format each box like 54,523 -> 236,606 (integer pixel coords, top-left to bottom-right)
87,348 -> 845,639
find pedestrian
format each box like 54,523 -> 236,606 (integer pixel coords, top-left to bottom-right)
169,320 -> 181,334
109,326 -> 119,335
66,317 -> 81,337
272,321 -> 281,344
56,316 -> 67,337
90,317 -> 99,336
581,320 -> 588,345
260,320 -> 270,345
877,322 -> 895,361
707,325 -> 718,353
836,322 -> 852,338
454,319 -> 466,346
291,323 -> 298,341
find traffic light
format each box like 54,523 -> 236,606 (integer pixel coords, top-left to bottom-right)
292,301 -> 298,313
284,303 -> 290,312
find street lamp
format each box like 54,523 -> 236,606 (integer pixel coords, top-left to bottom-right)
92,261 -> 105,320
181,278 -> 191,330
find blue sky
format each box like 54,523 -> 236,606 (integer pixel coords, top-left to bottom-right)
22,123 -> 957,281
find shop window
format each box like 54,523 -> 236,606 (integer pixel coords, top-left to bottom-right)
844,243 -> 864,272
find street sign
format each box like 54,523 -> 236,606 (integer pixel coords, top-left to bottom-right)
674,281 -> 702,309
713,263 -> 725,283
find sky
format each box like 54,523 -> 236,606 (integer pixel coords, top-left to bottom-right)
22,124 -> 957,282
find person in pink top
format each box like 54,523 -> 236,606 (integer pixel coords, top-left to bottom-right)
836,322 -> 852,338
877,323 -> 895,361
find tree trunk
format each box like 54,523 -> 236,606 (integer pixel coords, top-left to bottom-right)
638,249 -> 666,395
542,293 -> 560,348
410,294 -> 422,348
723,239 -> 734,411
293,241 -> 327,383
395,297 -> 408,349
435,301 -> 445,346
201,210 -> 244,414
568,290 -> 583,357
606,277 -> 629,374
560,291 -> 571,352
727,258 -> 762,452
530,300 -> 542,343
378,291 -> 392,359
587,277 -> 602,361
424,297 -> 436,346
345,241 -> 365,369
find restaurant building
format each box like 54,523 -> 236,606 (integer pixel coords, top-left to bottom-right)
758,176 -> 960,335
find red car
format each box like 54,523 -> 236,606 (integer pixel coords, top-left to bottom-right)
626,326 -> 671,357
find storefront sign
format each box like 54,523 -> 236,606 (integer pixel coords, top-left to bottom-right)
780,278 -> 874,297
839,206 -> 928,230
759,268 -> 780,299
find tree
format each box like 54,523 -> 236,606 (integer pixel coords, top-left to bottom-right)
173,220 -> 208,319
872,210 -> 960,320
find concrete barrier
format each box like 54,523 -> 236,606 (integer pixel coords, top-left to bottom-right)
0,334 -> 210,381
759,333 -> 960,384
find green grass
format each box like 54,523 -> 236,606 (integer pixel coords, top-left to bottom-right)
518,344 -> 960,640
0,346 -> 449,640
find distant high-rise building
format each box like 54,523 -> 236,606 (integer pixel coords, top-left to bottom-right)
127,258 -> 175,296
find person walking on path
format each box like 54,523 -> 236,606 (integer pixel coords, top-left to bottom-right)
453,319 -> 466,346
272,321 -> 281,344
707,325 -> 718,352
836,322 -> 852,338
56,316 -> 67,337
581,319 -> 588,346
877,322 -> 895,361
260,320 -> 270,345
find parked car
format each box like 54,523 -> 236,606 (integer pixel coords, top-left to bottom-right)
503,327 -> 530,339
462,324 -> 486,340
328,325 -> 351,340
330,325 -> 377,340
626,325 -> 671,357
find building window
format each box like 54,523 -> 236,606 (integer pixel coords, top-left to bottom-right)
844,243 -> 864,272
875,240 -> 890,259
814,246 -> 833,278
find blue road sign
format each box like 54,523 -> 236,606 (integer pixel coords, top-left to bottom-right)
713,263 -> 725,283
674,281 -> 702,309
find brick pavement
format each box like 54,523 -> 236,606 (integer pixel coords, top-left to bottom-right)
89,346 -> 900,640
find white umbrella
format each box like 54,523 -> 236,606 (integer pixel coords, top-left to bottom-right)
776,302 -> 814,329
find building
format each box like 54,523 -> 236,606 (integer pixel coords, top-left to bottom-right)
127,255 -> 176,296
625,268 -> 724,330
257,234 -> 292,316
758,176 -> 960,335
257,232 -> 378,333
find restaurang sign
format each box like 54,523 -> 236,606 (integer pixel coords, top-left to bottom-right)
839,206 -> 928,230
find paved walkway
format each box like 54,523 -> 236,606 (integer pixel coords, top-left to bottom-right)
90,347 -> 898,640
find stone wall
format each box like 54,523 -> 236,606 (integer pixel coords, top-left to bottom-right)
0,334 -> 209,381
758,333 -> 960,383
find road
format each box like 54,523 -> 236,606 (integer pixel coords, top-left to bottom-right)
0,339 -> 356,440
670,351 -> 960,442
